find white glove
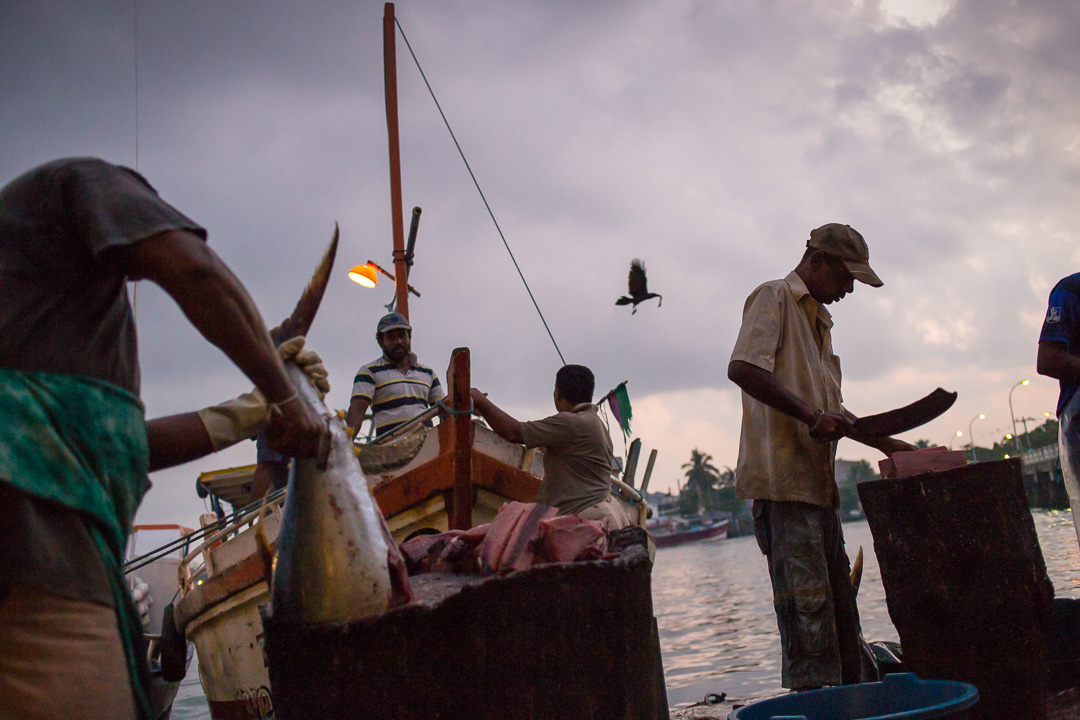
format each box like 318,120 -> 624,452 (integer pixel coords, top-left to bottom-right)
278,336 -> 330,396
196,336 -> 330,451
130,578 -> 152,629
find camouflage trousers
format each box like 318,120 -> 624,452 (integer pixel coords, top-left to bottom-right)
753,500 -> 862,689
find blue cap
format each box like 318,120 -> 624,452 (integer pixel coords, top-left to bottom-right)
377,312 -> 412,335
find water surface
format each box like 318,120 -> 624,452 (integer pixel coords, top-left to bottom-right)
169,509 -> 1080,716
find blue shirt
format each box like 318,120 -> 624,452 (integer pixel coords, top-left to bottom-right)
1040,272 -> 1080,416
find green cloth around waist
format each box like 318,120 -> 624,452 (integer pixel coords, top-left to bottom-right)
0,367 -> 152,719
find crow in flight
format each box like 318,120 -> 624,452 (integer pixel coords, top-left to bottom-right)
616,259 -> 662,314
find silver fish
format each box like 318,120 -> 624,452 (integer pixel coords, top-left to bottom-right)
266,226 -> 411,624
270,366 -> 408,623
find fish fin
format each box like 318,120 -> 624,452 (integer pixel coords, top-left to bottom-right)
272,223 -> 339,344
255,492 -> 276,592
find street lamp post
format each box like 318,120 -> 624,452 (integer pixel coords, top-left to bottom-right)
1009,379 -> 1030,454
949,430 -> 963,450
968,413 -> 985,460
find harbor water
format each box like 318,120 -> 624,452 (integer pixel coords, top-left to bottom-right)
167,508 -> 1080,718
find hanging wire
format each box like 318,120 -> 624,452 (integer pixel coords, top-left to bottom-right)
394,18 -> 566,366
131,0 -> 140,319
134,0 -> 139,172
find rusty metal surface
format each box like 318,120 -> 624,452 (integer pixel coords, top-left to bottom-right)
262,537 -> 668,720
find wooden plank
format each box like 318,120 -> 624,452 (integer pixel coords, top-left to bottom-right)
175,549 -> 269,629
371,453 -> 454,518
447,347 -> 473,529
471,450 -> 541,504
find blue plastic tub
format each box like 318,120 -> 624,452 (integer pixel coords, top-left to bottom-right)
727,673 -> 978,720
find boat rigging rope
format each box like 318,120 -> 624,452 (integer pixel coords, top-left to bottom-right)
394,18 -> 566,366
436,397 -> 474,416
122,487 -> 287,574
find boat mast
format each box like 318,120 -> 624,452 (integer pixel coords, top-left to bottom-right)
383,2 -> 410,320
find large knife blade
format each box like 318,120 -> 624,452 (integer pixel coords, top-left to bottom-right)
849,388 -> 957,439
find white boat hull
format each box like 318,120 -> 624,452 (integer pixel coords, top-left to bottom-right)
185,581 -> 274,719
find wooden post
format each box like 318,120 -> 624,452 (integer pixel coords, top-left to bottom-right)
446,347 -> 473,529
383,2 -> 409,319
858,459 -> 1054,720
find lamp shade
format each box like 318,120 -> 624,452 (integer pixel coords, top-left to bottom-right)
348,264 -> 378,288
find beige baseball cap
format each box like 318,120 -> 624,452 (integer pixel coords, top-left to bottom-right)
807,223 -> 883,287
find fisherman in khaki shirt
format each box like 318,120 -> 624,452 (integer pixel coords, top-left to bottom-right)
471,364 -> 631,529
727,223 -> 913,691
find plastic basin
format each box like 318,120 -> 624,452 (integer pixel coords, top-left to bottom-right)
727,673 -> 978,720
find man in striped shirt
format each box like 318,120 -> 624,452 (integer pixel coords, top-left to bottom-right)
346,312 -> 446,437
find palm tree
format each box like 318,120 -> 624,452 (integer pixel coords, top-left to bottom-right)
681,449 -> 721,512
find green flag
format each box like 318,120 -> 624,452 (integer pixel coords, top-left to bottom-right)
605,382 -> 633,437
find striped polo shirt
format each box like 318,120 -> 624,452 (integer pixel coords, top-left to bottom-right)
350,353 -> 446,436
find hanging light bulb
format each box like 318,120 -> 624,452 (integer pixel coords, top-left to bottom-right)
348,264 -> 378,288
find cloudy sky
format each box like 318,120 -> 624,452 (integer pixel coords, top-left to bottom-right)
4,0 -> 1078,526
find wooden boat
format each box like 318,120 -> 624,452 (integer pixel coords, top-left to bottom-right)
173,347 -> 547,719
649,515 -> 729,548
193,347 -> 544,542
169,5 -> 653,717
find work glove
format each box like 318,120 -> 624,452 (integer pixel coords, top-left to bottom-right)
130,577 -> 152,629
196,336 -> 331,451
279,336 -> 330,397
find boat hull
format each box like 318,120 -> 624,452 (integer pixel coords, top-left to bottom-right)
184,582 -> 275,720
651,520 -> 729,548
178,349 -> 545,717
177,422 -> 540,719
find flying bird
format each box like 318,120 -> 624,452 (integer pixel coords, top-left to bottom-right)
616,259 -> 662,314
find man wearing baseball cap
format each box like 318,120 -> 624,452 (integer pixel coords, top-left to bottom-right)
345,312 -> 446,437
727,223 -> 913,690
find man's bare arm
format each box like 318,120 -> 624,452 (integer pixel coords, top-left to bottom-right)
470,388 -> 523,444
145,413 -> 214,471
115,230 -> 327,463
727,360 -> 851,441
345,397 -> 371,431
1038,341 -> 1080,383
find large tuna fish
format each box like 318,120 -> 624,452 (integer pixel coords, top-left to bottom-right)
263,226 -> 411,624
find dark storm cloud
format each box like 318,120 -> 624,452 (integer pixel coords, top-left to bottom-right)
4,0 -> 1080,520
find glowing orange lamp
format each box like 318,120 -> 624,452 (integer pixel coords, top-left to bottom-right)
348,263 -> 378,288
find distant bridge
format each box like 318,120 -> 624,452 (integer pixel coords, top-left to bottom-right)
1020,443 -> 1068,510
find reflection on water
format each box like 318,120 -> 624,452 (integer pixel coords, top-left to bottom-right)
655,509 -> 1080,708
169,510 -> 1080,717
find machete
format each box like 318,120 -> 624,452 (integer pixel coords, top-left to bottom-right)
848,387 -> 957,439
